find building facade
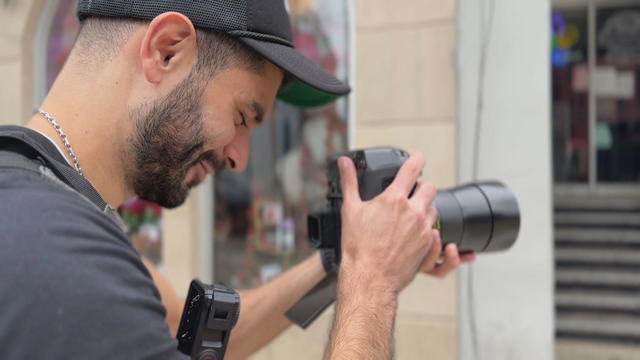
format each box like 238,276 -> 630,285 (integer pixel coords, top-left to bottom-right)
0,1 -> 556,359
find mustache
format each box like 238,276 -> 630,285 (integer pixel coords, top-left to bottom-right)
196,150 -> 226,173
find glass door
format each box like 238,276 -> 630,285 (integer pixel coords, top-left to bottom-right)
595,4 -> 640,182
552,7 -> 590,183
553,0 -> 640,187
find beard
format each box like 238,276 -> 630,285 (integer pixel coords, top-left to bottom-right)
126,69 -> 226,209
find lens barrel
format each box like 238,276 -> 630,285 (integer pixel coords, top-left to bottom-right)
435,182 -> 520,253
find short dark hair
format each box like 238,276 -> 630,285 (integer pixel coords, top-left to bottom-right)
75,17 -> 265,77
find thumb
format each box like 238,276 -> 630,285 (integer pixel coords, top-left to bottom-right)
338,156 -> 361,203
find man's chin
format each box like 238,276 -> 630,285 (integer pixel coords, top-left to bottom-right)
137,188 -> 189,209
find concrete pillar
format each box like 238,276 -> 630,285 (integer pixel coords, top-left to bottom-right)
457,1 -> 554,359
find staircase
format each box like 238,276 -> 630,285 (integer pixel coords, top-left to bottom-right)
555,189 -> 640,346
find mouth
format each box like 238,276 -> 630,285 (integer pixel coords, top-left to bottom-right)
200,160 -> 215,175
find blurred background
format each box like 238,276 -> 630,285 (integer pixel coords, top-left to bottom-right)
1,0 -> 640,359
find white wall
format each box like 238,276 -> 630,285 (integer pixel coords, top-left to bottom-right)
457,1 -> 554,359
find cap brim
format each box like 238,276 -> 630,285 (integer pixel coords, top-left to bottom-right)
239,37 -> 351,108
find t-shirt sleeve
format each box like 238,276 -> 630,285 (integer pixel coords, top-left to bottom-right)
0,170 -> 188,359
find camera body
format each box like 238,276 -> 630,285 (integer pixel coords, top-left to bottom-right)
308,147 -> 411,264
177,280 -> 240,360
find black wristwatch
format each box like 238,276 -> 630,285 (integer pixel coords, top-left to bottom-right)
320,249 -> 338,274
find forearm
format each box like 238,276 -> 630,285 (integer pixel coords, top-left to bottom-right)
225,251 -> 326,360
324,272 -> 398,360
142,258 -> 183,337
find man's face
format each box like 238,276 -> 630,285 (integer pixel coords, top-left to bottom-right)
126,61 -> 283,208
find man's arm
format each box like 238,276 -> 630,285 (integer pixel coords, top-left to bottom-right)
146,237 -> 468,359
143,251 -> 325,359
142,257 -> 184,337
225,251 -> 326,360
325,272 -> 398,359
142,251 -> 325,359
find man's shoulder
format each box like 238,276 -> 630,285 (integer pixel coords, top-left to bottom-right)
0,168 -> 185,359
0,166 -> 125,241
0,165 -> 140,278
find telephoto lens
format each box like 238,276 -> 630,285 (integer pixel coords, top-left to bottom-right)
435,182 -> 520,253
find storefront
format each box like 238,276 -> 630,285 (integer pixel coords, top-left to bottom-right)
553,0 -> 640,186
552,0 -> 640,358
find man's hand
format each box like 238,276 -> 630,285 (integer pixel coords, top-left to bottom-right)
325,152 -> 440,360
419,231 -> 477,278
338,151 -> 438,295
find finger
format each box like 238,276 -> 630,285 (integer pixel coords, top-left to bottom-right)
420,230 -> 442,273
338,156 -> 362,203
429,243 -> 461,278
424,206 -> 438,229
387,151 -> 426,196
410,181 -> 437,212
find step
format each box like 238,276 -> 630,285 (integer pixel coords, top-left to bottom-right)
556,290 -> 640,310
554,196 -> 640,212
555,228 -> 640,244
555,212 -> 640,227
557,313 -> 640,338
556,269 -> 640,288
556,248 -> 640,264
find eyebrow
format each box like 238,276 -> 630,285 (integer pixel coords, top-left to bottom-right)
251,100 -> 265,125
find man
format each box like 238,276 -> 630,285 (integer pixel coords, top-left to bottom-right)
0,1 -> 474,359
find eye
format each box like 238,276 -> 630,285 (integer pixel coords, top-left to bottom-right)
238,113 -> 249,129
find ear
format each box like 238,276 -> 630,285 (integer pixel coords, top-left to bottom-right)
140,12 -> 197,84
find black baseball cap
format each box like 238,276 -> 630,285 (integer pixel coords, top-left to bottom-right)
76,0 -> 351,108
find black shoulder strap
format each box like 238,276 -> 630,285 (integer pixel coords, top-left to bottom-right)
0,126 -> 109,212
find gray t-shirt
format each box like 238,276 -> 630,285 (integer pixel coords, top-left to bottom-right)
0,127 -> 187,359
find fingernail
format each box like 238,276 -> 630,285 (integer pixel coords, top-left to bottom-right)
339,157 -> 348,170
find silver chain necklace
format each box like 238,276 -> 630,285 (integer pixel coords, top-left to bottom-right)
38,109 -> 85,177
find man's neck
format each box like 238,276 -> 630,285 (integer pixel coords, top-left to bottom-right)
27,64 -> 134,207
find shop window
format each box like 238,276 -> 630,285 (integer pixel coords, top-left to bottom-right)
552,4 -> 640,183
213,0 -> 352,288
552,9 -> 590,182
595,6 -> 640,182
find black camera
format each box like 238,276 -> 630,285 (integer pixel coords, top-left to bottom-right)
308,147 -> 520,265
177,280 -> 240,360
286,147 -> 520,328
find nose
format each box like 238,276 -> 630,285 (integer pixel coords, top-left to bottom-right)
223,128 -> 251,172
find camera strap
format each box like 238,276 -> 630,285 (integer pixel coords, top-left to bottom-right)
0,125 -> 115,216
